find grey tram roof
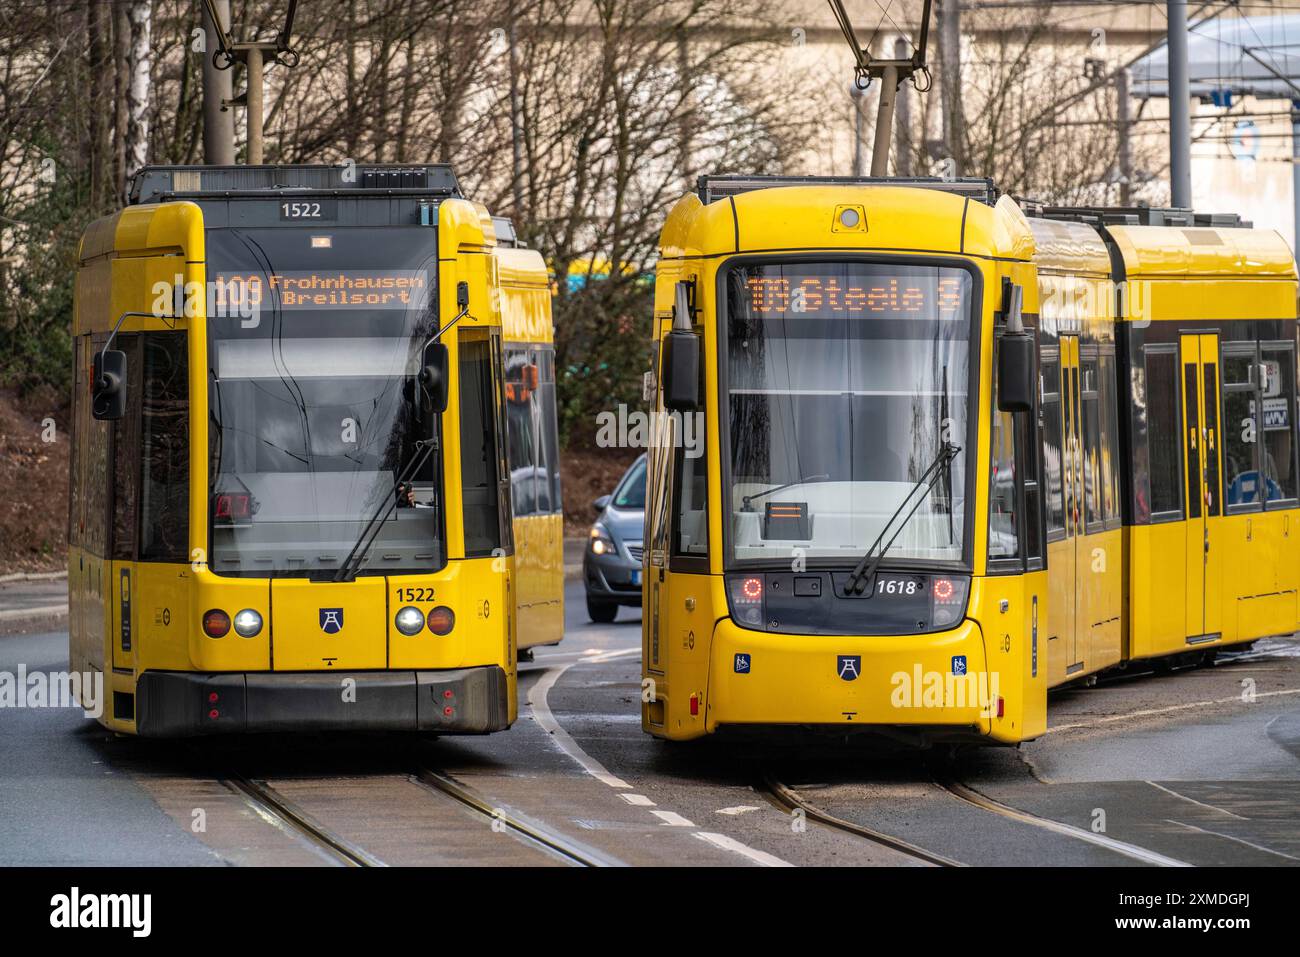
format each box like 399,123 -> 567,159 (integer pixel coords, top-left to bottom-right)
127,164 -> 463,205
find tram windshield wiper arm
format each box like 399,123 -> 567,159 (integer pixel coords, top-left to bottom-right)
741,474 -> 830,512
333,439 -> 435,582
842,442 -> 961,596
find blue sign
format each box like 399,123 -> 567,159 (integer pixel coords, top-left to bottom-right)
952,655 -> 968,676
319,608 -> 344,634
837,655 -> 861,681
734,653 -> 751,674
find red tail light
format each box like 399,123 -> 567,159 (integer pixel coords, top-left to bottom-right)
202,609 -> 231,638
427,606 -> 456,636
932,577 -> 957,603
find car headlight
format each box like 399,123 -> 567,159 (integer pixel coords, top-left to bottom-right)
589,523 -> 617,556
394,605 -> 425,636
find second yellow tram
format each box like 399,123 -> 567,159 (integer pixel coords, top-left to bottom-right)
69,164 -> 563,736
642,175 -> 1299,744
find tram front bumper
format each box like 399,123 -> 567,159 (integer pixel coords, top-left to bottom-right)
134,666 -> 510,737
702,618 -> 994,739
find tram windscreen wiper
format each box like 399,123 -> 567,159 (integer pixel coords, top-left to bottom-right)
841,442 -> 961,596
333,439 -> 436,582
741,474 -> 830,512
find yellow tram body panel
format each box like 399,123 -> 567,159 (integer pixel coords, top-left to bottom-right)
644,178 -> 1298,745
68,167 -> 564,736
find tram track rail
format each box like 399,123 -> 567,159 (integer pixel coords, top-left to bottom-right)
224,774 -> 385,867
760,772 -> 962,867
412,767 -> 616,867
932,775 -> 1192,867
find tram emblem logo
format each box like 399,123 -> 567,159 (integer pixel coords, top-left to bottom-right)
734,653 -> 751,674
319,608 -> 344,634
836,655 -> 861,681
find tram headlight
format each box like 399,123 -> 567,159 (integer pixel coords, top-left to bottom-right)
588,523 -> 616,556
930,576 -> 971,629
727,575 -> 765,628
232,608 -> 263,637
395,605 -> 425,636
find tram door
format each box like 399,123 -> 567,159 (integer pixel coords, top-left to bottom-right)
1057,335 -> 1086,674
1180,334 -> 1223,641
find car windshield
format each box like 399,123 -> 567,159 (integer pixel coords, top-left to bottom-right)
724,260 -> 975,567
205,226 -> 442,578
613,458 -> 647,509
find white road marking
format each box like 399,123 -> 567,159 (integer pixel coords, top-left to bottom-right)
1165,820 -> 1300,862
620,794 -> 656,807
529,648 -> 797,867
716,805 -> 762,816
1145,781 -> 1248,820
1046,687 -> 1300,734
651,810 -> 695,827
530,663 -> 632,789
694,832 -> 795,867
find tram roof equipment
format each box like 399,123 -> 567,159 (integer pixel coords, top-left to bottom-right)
696,175 -> 1001,207
128,164 -> 463,205
1018,201 -> 1248,230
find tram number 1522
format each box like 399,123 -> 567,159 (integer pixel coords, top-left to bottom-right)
279,200 -> 336,220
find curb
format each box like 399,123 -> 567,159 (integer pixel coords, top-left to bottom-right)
0,571 -> 67,584
0,604 -> 69,622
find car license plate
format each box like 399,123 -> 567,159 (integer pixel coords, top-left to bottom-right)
631,569 -> 641,586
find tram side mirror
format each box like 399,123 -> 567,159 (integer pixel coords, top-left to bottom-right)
91,349 -> 127,421
997,333 -> 1036,413
418,341 -> 450,415
662,281 -> 699,412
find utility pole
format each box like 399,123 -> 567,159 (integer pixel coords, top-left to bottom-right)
1167,0 -> 1193,208
1116,68 -> 1132,205
850,83 -> 868,176
1292,100 -> 1300,261
201,0 -> 234,164
937,0 -> 965,176
894,36 -> 913,176
233,42 -> 277,165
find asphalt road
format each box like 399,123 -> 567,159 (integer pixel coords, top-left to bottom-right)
1,581 -> 1297,866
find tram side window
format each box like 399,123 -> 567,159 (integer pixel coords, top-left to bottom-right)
1098,352 -> 1121,525
111,335 -> 142,560
139,332 -> 189,563
1080,358 -> 1102,529
1040,355 -> 1066,537
1261,343 -> 1298,504
69,337 -> 84,548
672,417 -> 709,557
1144,348 -> 1183,518
1222,348 -> 1262,510
538,347 -> 562,514
82,340 -> 113,558
460,337 -> 504,556
989,407 -> 1019,560
504,347 -> 537,517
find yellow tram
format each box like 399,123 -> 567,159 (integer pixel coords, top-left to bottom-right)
642,175 -> 1299,744
69,164 -> 562,736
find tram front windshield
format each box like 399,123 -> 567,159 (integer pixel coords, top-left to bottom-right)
724,261 -> 974,568
205,226 -> 442,578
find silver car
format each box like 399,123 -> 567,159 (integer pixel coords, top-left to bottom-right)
582,454 -> 646,622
